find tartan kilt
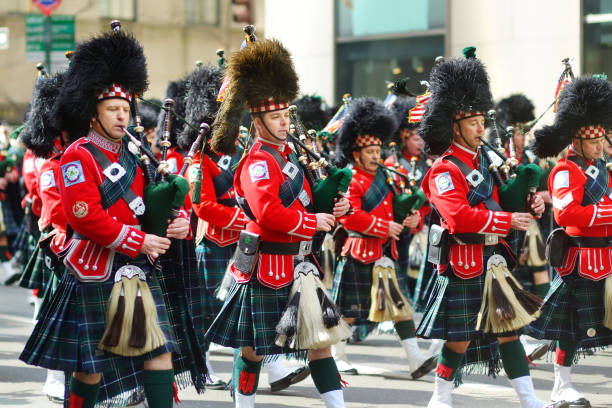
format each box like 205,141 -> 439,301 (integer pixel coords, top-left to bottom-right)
20,254 -> 178,374
156,238 -> 209,392
331,256 -> 410,324
196,238 -> 236,319
18,245 -> 48,291
416,265 -> 517,379
525,272 -> 612,350
414,260 -> 437,312
15,230 -> 38,275
206,277 -> 303,356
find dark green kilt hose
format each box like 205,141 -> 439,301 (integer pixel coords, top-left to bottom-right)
20,254 -> 178,406
196,238 -> 236,319
525,271 -> 612,351
206,277 -> 306,358
157,238 -> 209,392
331,256 -> 410,324
416,260 -> 519,382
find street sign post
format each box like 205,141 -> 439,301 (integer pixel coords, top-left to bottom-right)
25,14 -> 74,73
33,0 -> 62,16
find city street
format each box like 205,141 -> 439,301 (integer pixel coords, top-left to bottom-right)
1,284 -> 610,407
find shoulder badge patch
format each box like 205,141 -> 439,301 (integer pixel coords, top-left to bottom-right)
249,161 -> 269,183
435,171 -> 455,194
62,160 -> 86,187
40,170 -> 56,191
168,157 -> 178,174
188,165 -> 199,183
23,158 -> 34,174
72,201 -> 89,218
553,170 -> 569,190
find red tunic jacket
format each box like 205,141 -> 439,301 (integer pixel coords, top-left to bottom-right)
549,148 -> 612,280
340,167 -> 396,264
423,142 -> 512,278
231,140 -> 318,289
58,131 -> 147,281
188,152 -> 246,247
39,153 -> 69,254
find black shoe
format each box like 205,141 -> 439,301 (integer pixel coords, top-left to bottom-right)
205,377 -> 228,390
411,355 -> 438,379
528,343 -> 550,362
269,366 -> 311,392
566,398 -> 591,408
4,271 -> 21,286
47,395 -> 65,405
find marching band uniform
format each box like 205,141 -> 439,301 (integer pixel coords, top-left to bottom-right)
527,76 -> 612,408
416,56 -> 563,408
331,97 -> 436,378
19,28 -> 201,408
206,38 -> 349,408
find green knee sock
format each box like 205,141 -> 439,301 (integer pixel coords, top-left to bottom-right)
142,369 -> 175,408
394,320 -> 416,340
309,357 -> 341,394
233,355 -> 262,396
532,282 -> 550,298
499,340 -> 529,379
555,339 -> 578,367
436,344 -> 464,381
69,377 -> 100,408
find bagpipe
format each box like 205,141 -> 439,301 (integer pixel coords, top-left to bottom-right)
287,105 -> 353,214
375,150 -> 427,223
480,109 -> 541,214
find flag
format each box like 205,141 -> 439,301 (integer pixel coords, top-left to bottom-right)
553,72 -> 570,113
408,91 -> 430,123
216,75 -> 230,102
322,102 -> 349,135
383,91 -> 397,109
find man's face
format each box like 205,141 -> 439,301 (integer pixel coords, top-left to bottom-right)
352,145 -> 381,173
254,108 -> 290,142
572,137 -> 604,161
513,128 -> 525,152
605,134 -> 612,157
92,98 -> 130,142
453,115 -> 485,150
400,128 -> 424,157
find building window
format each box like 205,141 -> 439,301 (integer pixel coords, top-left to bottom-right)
99,0 -> 136,21
583,0 -> 612,74
336,0 -> 445,40
335,0 -> 445,100
185,0 -> 220,25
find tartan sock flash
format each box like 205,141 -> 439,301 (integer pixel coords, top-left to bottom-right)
234,355 -> 262,396
394,320 -> 416,340
142,369 -> 175,408
435,344 -> 463,381
555,339 -> 578,367
69,377 -> 100,408
499,339 -> 530,379
309,357 -> 342,394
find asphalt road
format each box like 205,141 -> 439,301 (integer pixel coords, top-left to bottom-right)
1,284 -> 611,407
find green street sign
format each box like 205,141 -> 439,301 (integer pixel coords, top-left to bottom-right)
25,14 -> 74,63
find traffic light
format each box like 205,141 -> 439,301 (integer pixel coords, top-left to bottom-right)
231,0 -> 252,24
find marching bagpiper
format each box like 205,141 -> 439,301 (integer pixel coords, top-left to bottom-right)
206,37 -> 351,408
20,26 -> 198,408
416,55 -> 564,408
330,96 -> 436,378
527,75 -> 612,408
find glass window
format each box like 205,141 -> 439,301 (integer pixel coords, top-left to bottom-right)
336,0 -> 445,39
185,0 -> 220,25
99,0 -> 136,21
336,35 -> 444,100
583,0 -> 612,74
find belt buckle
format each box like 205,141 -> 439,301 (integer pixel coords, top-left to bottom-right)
484,234 -> 498,246
298,240 -> 312,255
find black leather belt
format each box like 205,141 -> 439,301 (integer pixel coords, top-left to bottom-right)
569,236 -> 612,248
452,232 -> 499,246
346,231 -> 365,238
260,240 -> 313,255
